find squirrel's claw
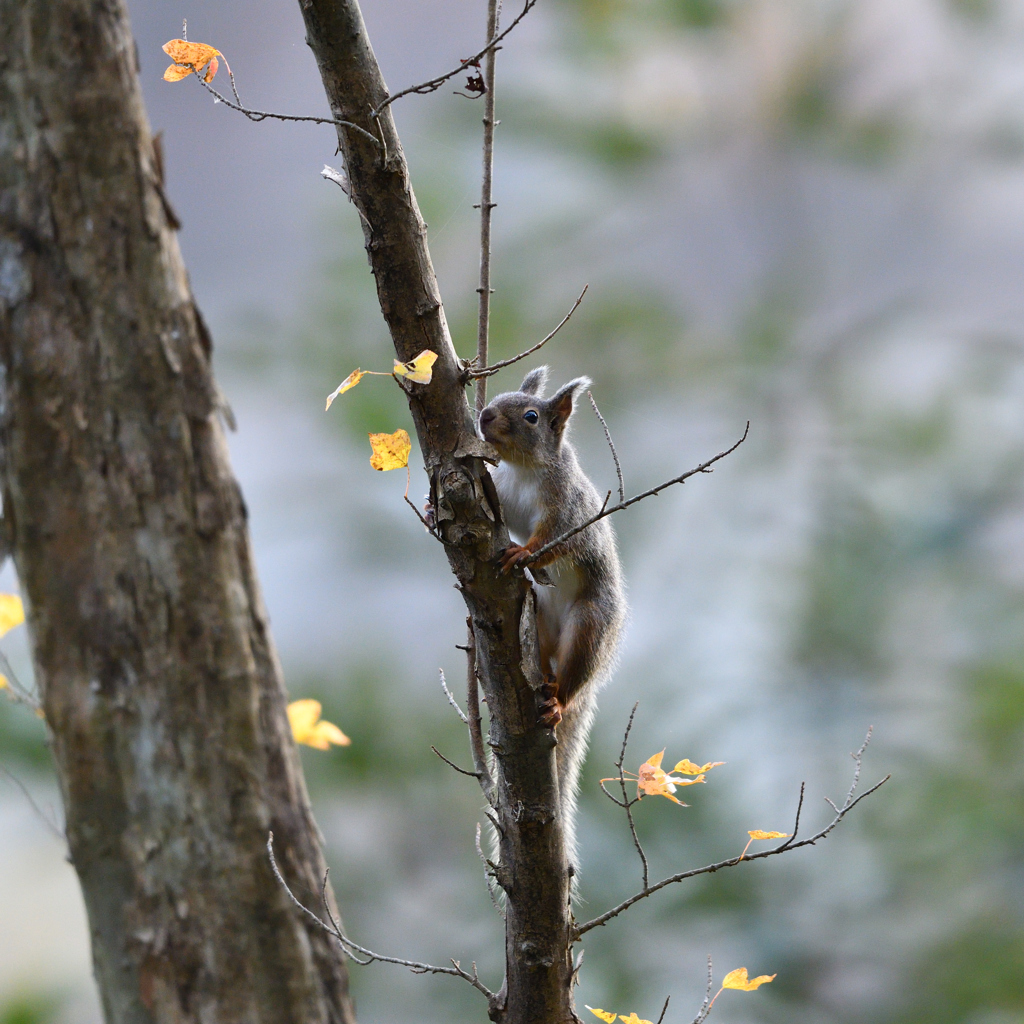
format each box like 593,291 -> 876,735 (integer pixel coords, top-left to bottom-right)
499,543 -> 531,573
537,675 -> 562,728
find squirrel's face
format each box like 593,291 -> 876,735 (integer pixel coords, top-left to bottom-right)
479,393 -> 546,464
478,366 -> 592,467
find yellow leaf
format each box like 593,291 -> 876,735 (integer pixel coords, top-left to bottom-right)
287,699 -> 351,750
369,429 -> 412,471
635,750 -> 706,805
618,1014 -> 654,1024
747,830 -> 789,840
673,758 -> 725,775
585,1009 -> 617,1024
326,369 -> 367,410
722,968 -> 776,991
0,674 -> 7,690
0,594 -> 25,637
162,39 -> 222,82
393,349 -> 438,384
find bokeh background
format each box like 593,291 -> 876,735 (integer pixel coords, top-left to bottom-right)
4,0 -> 1024,1021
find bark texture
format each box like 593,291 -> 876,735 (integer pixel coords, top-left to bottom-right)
0,2 -> 355,1022
298,2 -> 577,1021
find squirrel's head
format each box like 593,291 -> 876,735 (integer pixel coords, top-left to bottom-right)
478,366 -> 592,467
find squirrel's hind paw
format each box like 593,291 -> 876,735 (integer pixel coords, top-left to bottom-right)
537,675 -> 563,728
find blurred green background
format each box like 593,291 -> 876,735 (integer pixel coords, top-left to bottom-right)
4,0 -> 1024,1021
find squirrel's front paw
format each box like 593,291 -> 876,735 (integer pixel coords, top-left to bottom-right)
537,675 -> 563,728
499,544 -> 531,573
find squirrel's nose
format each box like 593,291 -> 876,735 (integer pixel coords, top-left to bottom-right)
479,407 -> 496,429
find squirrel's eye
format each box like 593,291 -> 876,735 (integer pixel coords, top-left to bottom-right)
523,410 -> 539,424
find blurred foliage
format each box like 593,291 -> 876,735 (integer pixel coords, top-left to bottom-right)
0,994 -> 59,1024
7,0 -> 1024,1021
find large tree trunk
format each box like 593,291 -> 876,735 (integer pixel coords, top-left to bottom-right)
298,3 -> 577,1022
0,2 -> 355,1022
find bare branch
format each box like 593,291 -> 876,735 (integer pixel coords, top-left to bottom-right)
465,620 -> 496,805
575,730 -> 888,938
616,702 -> 648,889
404,468 -> 444,542
689,957 -> 714,1024
469,285 -> 588,379
431,746 -> 481,778
439,668 -> 469,724
655,995 -> 671,1024
588,391 -> 624,505
777,781 -> 806,850
0,649 -> 41,713
370,0 -> 538,118
474,0 -> 501,416
267,833 -> 495,1001
173,65 -> 383,147
526,423 -> 750,567
476,822 -> 505,919
0,766 -> 65,842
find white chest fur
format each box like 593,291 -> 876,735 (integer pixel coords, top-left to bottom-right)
492,462 -> 542,544
492,462 -> 582,648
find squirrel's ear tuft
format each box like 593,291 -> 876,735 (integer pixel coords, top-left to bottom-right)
520,366 -> 549,397
548,376 -> 592,435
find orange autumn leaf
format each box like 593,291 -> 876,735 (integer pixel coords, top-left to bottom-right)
162,39 -> 222,83
585,1009 -> 617,1024
673,757 -> 725,775
721,968 -> 776,991
617,1015 -> 654,1024
748,830 -> 789,841
393,349 -> 437,384
635,749 -> 706,804
287,700 -> 350,750
368,429 -> 412,471
325,369 -> 367,410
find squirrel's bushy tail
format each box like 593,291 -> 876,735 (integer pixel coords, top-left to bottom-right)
556,691 -> 599,887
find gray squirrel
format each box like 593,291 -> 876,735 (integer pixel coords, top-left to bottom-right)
479,366 -> 626,869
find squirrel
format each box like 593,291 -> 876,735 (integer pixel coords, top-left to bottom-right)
479,366 -> 626,870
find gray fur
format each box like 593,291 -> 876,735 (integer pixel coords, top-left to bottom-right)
478,369 -> 627,886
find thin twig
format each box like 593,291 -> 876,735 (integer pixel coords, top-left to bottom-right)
575,729 -> 888,937
439,669 -> 469,724
469,285 -> 588,379
405,467 -> 444,542
525,423 -> 750,567
171,64 -> 382,146
617,702 -> 648,889
689,957 -> 714,1024
778,782 -> 806,850
267,833 -> 495,1000
0,649 -> 41,713
465,620 -> 496,805
0,766 -> 64,842
588,391 -> 624,504
370,0 -> 538,118
475,822 -> 505,919
655,995 -> 671,1024
474,0 -> 501,416
431,746 -> 481,778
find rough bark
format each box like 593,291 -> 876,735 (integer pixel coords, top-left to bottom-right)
0,2 -> 356,1022
298,3 -> 577,1022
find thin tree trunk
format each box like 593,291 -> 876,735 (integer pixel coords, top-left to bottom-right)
298,3 -> 577,1022
0,2 -> 355,1022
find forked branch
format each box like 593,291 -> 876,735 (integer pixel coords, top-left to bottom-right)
267,833 -> 496,1003
577,729 -> 888,938
172,61 -> 382,146
468,285 -> 588,379
370,0 -> 538,118
525,422 -> 750,566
